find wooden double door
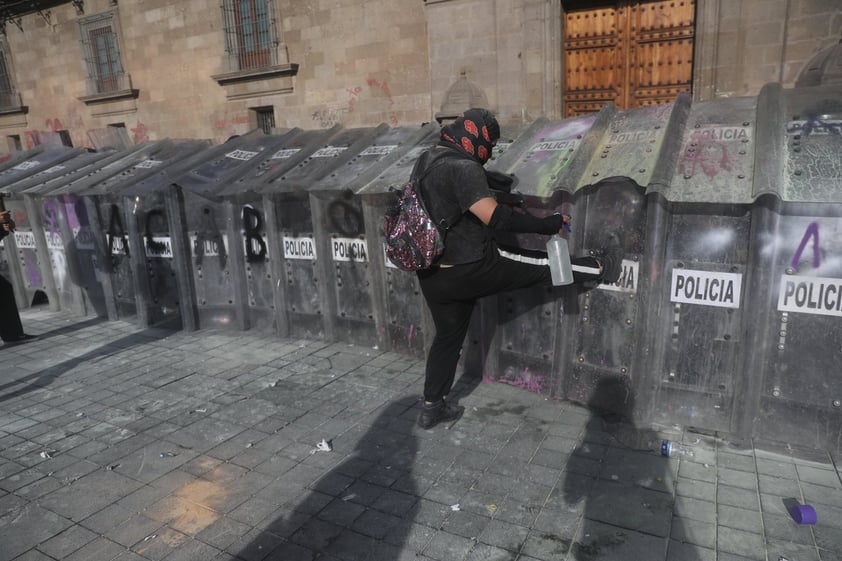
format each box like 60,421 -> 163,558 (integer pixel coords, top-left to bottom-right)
563,0 -> 696,116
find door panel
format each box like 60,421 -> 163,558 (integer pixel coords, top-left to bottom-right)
564,0 -> 695,116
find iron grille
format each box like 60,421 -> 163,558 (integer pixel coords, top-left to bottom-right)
79,13 -> 128,94
0,49 -> 16,109
221,0 -> 280,71
255,106 -> 275,134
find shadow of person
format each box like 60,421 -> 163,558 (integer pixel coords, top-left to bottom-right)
233,396 -> 423,560
0,325 -> 173,403
70,195 -> 110,318
555,376 -> 702,561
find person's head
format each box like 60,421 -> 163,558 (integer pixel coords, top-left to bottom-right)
440,108 -> 500,165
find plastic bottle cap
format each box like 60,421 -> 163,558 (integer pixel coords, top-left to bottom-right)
789,504 -> 817,525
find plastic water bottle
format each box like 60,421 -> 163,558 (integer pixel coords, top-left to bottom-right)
650,439 -> 694,458
547,234 -> 573,286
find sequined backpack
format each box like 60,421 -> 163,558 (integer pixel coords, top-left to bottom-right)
383,152 -> 461,272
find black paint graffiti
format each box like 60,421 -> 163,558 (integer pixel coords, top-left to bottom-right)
326,196 -> 363,237
144,209 -> 167,254
787,117 -> 842,136
243,206 -> 267,263
107,204 -> 129,259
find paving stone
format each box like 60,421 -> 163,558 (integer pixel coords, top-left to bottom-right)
717,484 -> 760,510
421,530 -> 476,561
463,542 -> 517,561
571,520 -> 668,561
763,512 -> 813,545
802,481 -> 842,509
79,503 -> 135,534
195,515 -> 252,550
718,504 -> 764,533
767,539 -> 822,561
478,518 -> 530,552
62,537 -> 126,561
717,451 -> 757,473
797,464 -> 842,489
814,524 -> 842,554
717,526 -> 766,558
671,516 -> 716,549
0,504 -> 72,561
37,468 -> 144,521
666,539 -> 716,561
673,497 -> 716,524
9,549 -> 56,561
131,527 -> 192,560
718,467 -> 759,490
228,496 -> 284,526
105,513 -> 164,547
441,508 -> 490,539
351,508 -> 404,540
1,311 -> 840,561
756,456 -> 799,478
580,480 -> 674,537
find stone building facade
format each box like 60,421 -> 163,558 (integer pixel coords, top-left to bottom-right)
0,0 -> 839,153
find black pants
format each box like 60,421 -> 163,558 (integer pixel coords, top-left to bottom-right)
0,274 -> 24,342
417,247 -> 602,402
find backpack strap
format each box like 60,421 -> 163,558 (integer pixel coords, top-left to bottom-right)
413,150 -> 464,231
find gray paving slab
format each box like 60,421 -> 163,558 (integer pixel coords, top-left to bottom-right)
0,308 -> 840,561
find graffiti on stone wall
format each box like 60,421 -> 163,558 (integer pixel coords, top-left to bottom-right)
212,113 -> 251,141
131,120 -> 150,144
311,107 -> 349,129
23,115 -> 152,149
313,75 -> 399,128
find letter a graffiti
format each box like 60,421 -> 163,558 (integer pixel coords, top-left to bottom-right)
791,222 -> 820,269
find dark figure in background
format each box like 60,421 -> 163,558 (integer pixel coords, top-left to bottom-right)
415,108 -> 623,429
0,210 -> 36,345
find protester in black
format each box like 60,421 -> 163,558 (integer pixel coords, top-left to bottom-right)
0,210 -> 36,345
415,108 -> 622,429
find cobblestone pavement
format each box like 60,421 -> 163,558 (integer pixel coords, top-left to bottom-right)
1,308 -> 840,561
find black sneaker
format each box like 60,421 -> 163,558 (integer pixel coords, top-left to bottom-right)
418,399 -> 464,429
595,246 -> 624,284
3,333 -> 37,346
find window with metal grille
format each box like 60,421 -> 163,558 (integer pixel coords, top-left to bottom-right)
0,39 -> 19,110
79,12 -> 127,95
221,0 -> 280,72
253,106 -> 275,134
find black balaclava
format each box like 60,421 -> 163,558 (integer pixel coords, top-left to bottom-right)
439,108 -> 501,165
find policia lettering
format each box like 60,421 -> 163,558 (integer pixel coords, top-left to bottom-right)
107,204 -> 129,258
670,269 -> 742,309
242,206 -> 267,263
194,206 -> 227,269
779,275 -> 842,317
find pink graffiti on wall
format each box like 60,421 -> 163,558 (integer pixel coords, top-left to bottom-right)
131,120 -> 150,144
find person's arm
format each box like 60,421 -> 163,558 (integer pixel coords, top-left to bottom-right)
469,197 -> 570,235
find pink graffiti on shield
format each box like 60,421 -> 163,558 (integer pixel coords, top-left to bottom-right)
679,138 -> 735,179
25,261 -> 42,288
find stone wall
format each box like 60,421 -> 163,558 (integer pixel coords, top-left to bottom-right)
0,0 -> 839,154
695,0 -> 842,100
0,0 -> 431,149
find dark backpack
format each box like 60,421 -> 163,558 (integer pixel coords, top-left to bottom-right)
383,152 -> 461,272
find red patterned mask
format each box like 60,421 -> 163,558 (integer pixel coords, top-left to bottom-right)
440,108 -> 500,164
